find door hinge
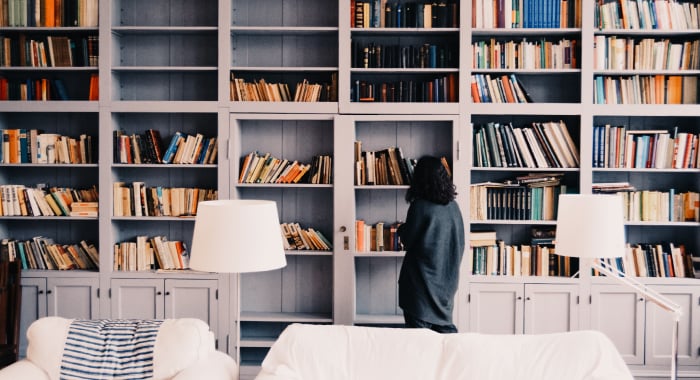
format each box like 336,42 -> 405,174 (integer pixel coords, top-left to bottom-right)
216,289 -> 219,300
108,288 -> 112,299
589,295 -> 592,304
96,288 -> 100,299
576,295 -> 579,304
467,293 -> 471,303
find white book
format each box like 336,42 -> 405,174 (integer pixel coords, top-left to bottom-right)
522,128 -> 549,168
511,127 -> 536,168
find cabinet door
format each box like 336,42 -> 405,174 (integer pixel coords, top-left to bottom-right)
19,278 -> 47,358
645,285 -> 700,367
47,277 -> 99,319
524,284 -> 579,334
111,279 -> 165,319
590,284 -> 645,365
164,279 -> 218,331
469,282 -> 523,334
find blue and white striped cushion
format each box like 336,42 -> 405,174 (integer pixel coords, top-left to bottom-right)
59,319 -> 164,380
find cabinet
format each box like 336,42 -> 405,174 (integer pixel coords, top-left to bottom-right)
468,282 -> 579,334
19,274 -> 99,357
591,283 -> 700,372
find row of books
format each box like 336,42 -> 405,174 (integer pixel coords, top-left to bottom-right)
609,242 -> 696,278
0,73 -> 98,100
471,243 -> 578,277
2,237 -> 99,270
470,173 -> 568,221
281,223 -> 333,251
112,182 -> 217,218
354,142 -> 418,186
355,220 -> 404,252
114,130 -> 217,165
593,74 -> 698,105
595,0 -> 700,30
472,0 -> 582,29
0,184 -> 98,217
473,38 -> 578,70
592,125 -> 699,169
0,34 -> 98,67
0,0 -> 99,27
592,186 -> 700,222
470,73 -> 532,103
230,75 -> 338,103
594,36 -> 700,71
352,74 -> 458,103
1,129 -> 94,164
113,235 -> 188,272
239,151 -> 333,185
474,120 -> 580,169
352,0 -> 459,29
352,42 -> 456,69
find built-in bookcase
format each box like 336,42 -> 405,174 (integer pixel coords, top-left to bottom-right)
230,113 -> 335,366
110,0 -> 219,101
0,110 -> 100,254
230,0 -> 339,113
338,115 -> 460,326
4,1 -> 700,378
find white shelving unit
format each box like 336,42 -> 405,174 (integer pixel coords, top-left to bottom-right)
2,1 -> 698,378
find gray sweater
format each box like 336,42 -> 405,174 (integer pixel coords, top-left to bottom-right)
397,198 -> 465,326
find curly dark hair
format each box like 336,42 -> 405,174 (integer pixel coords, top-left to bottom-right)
405,155 -> 456,205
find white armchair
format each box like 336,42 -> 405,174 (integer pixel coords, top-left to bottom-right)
0,317 -> 238,380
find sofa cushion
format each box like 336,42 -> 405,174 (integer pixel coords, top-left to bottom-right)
438,330 -> 633,380
26,317 -> 216,380
258,324 -> 445,380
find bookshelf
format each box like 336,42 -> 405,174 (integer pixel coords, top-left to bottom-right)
2,1 -> 699,378
229,113 -> 335,366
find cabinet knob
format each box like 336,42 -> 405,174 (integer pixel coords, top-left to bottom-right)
525,297 -> 531,301
156,291 -> 162,295
339,226 -> 346,232
516,296 -> 522,300
639,297 -> 644,302
38,290 -> 44,295
165,291 -> 170,296
46,290 -> 52,295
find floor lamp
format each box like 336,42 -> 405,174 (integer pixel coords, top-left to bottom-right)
189,199 -> 287,377
555,194 -> 682,380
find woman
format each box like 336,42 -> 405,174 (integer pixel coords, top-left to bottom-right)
397,155 -> 465,333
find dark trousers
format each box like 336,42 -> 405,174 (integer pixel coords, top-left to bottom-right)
403,312 -> 458,334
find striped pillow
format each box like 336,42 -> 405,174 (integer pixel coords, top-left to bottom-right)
59,319 -> 163,380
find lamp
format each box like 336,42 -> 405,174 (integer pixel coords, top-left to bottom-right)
189,199 -> 287,370
555,194 -> 682,380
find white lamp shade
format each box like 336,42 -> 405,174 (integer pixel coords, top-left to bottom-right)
555,194 -> 626,259
189,200 -> 287,273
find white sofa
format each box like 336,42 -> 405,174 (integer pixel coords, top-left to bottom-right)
0,317 -> 238,380
256,324 -> 633,380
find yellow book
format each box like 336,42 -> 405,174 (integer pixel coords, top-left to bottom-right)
44,193 -> 63,216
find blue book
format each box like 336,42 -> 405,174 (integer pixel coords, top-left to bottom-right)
371,0 -> 381,28
196,137 -> 211,164
53,79 -> 69,100
161,131 -> 184,164
17,242 -> 28,269
396,3 -> 402,28
592,126 -> 599,168
595,76 -> 605,104
18,129 -> 28,163
429,45 -> 437,68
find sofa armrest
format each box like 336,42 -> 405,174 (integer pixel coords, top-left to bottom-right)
172,350 -> 239,380
0,359 -> 50,380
